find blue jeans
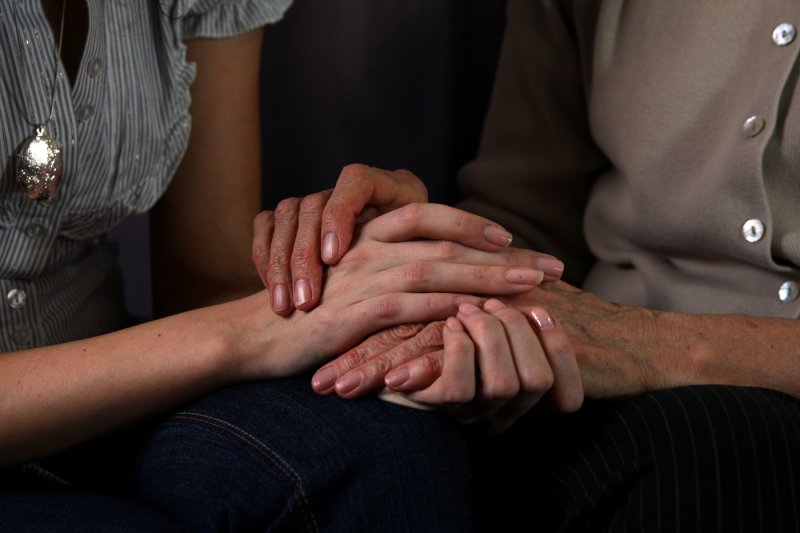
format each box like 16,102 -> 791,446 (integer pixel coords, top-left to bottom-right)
0,378 -> 472,532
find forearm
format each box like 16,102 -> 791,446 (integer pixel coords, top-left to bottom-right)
511,283 -> 800,399
652,311 -> 800,398
0,292 -> 276,466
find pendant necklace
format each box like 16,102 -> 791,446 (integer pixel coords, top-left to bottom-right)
11,0 -> 66,201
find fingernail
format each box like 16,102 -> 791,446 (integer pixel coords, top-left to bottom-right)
322,233 -> 339,261
454,295 -> 485,306
536,257 -> 564,279
335,371 -> 364,395
446,316 -> 464,331
458,303 -> 481,316
505,268 -> 544,285
484,225 -> 513,247
312,366 -> 338,391
385,367 -> 410,389
483,299 -> 506,312
273,284 -> 290,312
530,309 -> 555,331
294,279 -> 311,306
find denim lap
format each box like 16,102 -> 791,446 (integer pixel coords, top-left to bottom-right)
128,377 -> 473,532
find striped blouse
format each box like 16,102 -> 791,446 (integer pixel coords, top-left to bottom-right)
0,0 -> 291,352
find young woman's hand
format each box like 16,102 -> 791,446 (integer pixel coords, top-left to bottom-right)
238,206 -> 559,380
252,165 -> 565,315
311,299 -> 584,432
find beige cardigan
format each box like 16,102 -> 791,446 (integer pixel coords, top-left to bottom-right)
459,0 -> 800,318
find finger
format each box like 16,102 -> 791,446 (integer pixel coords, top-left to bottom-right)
457,303 -> 520,410
333,321 -> 446,398
362,203 -> 514,252
311,322 -> 428,395
529,308 -> 584,412
251,210 -> 274,288
479,299 -> 554,433
321,164 -> 428,265
367,260 -> 545,298
396,317 -> 478,407
326,293 -> 484,358
345,240 -> 564,281
267,198 -> 301,315
291,191 -> 332,311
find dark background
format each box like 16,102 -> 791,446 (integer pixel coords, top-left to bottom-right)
119,0 -> 507,319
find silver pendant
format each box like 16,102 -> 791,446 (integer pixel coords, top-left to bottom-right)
15,126 -> 63,201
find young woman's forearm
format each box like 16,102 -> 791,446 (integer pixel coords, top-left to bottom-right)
0,292 -> 276,467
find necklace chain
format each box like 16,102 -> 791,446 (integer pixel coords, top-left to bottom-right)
11,0 -> 66,129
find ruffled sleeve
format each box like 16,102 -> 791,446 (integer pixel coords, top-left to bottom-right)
173,0 -> 292,40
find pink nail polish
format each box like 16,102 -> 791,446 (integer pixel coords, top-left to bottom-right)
312,366 -> 339,391
484,225 -> 513,247
322,233 -> 339,261
536,257 -> 564,279
295,279 -> 311,306
530,309 -> 555,331
505,268 -> 544,285
273,284 -> 290,312
385,367 -> 410,389
335,371 -> 364,394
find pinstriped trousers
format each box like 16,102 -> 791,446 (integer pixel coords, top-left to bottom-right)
470,386 -> 800,532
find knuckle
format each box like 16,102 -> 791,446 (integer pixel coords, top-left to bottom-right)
396,202 -> 424,225
483,376 -> 520,400
274,198 -> 300,221
373,295 -> 401,320
337,163 -> 370,185
420,353 -> 443,376
417,322 -> 445,348
431,240 -> 460,260
443,384 -> 474,404
519,365 -> 554,394
298,194 -> 327,221
365,356 -> 394,379
387,323 -> 426,341
453,212 -> 471,232
253,210 -> 274,230
401,261 -> 432,284
340,348 -> 369,370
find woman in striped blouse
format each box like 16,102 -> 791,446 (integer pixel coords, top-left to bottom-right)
0,1 -> 565,530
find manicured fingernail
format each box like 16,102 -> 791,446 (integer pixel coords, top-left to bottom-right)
458,303 -> 481,316
483,299 -> 506,312
536,257 -> 564,279
312,366 -> 338,391
530,309 -> 555,331
505,268 -> 544,285
446,316 -> 464,331
335,371 -> 364,394
385,367 -> 410,389
484,225 -> 513,247
322,233 -> 339,261
294,279 -> 311,306
273,284 -> 290,312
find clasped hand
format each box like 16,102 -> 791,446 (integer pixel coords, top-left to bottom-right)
252,165 -> 584,431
